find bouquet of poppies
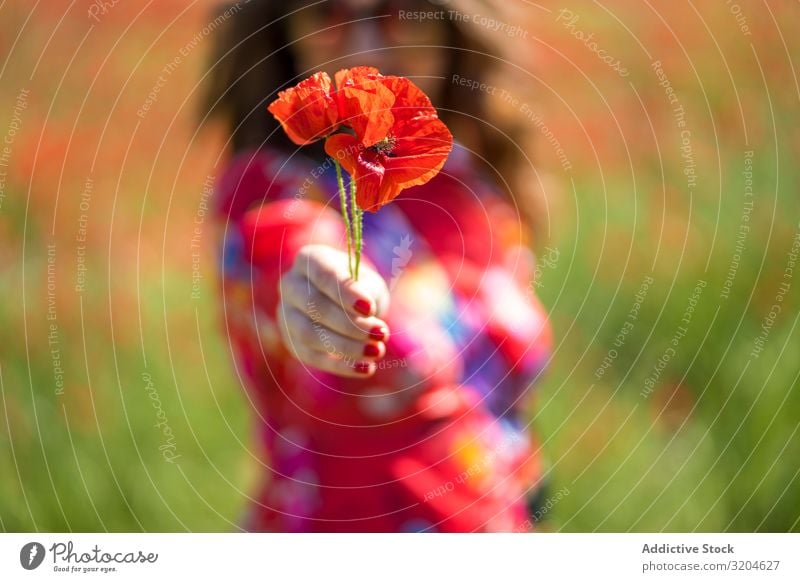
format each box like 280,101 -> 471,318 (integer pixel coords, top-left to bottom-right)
268,67 -> 453,280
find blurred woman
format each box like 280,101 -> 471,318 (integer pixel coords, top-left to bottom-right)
204,0 -> 552,532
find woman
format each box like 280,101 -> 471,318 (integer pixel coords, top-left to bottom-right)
204,0 -> 552,532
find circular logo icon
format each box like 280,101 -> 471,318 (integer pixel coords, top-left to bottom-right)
20,542 -> 45,570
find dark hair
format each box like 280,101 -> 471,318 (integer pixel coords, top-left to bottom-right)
202,0 -> 540,229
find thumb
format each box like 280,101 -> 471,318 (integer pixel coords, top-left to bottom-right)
354,260 -> 390,318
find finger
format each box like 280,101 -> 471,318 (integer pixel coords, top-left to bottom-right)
356,261 -> 391,318
295,345 -> 378,378
278,305 -> 385,362
294,245 -> 380,317
280,272 -> 390,342
307,330 -> 386,363
277,307 -> 377,378
298,308 -> 387,361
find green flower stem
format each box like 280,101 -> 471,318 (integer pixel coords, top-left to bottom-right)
334,161 -> 354,278
355,206 -> 363,280
349,176 -> 363,280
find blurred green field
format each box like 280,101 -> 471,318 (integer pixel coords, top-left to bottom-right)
0,1 -> 798,531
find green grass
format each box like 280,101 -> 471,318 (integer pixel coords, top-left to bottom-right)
533,148 -> 800,531
0,263 -> 254,531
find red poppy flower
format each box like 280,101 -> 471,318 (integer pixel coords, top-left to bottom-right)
324,75 -> 453,212
334,66 -> 396,148
267,72 -> 340,145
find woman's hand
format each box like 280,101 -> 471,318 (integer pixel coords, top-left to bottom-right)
277,244 -> 390,378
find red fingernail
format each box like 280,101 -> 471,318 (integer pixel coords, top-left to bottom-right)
354,299 -> 372,316
369,326 -> 387,342
354,361 -> 372,374
363,343 -> 381,358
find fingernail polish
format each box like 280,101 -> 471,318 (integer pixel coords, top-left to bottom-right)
354,299 -> 372,316
354,361 -> 372,374
369,326 -> 387,342
363,343 -> 381,358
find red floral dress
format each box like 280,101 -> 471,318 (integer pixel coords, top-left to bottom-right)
216,145 -> 552,532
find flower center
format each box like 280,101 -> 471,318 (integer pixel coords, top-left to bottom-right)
368,134 -> 396,156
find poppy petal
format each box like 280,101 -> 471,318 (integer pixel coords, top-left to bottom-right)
386,118 -> 452,186
353,150 -> 387,212
268,72 -> 339,145
335,68 -> 395,147
324,133 -> 359,176
334,66 -> 380,89
379,76 -> 437,126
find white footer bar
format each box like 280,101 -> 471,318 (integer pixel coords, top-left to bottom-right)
1,533 -> 797,581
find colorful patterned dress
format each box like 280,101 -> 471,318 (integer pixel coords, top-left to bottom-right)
215,144 -> 552,532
